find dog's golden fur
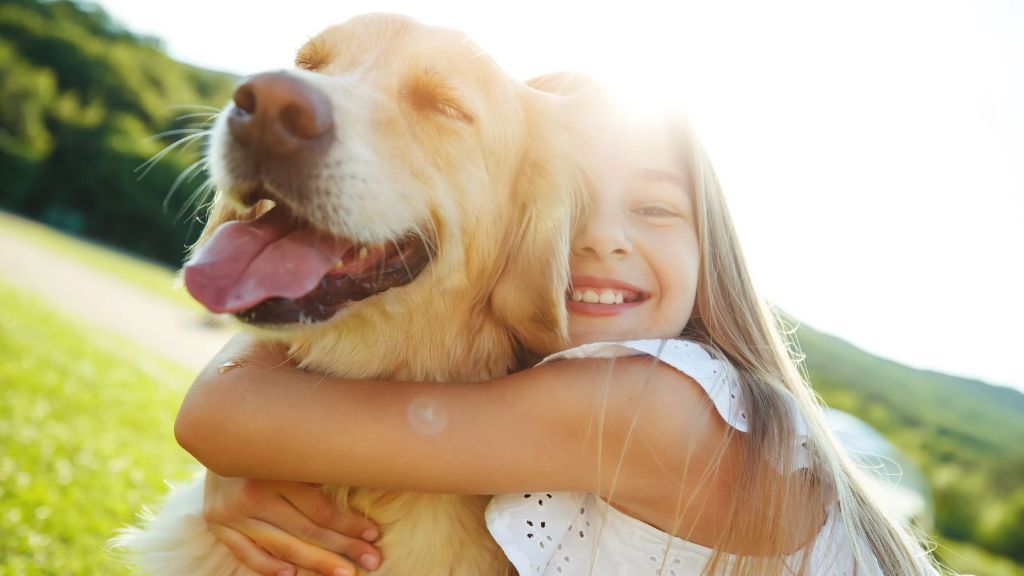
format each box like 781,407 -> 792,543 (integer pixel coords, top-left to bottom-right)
116,13 -> 583,576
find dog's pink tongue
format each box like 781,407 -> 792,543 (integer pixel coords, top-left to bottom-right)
184,218 -> 345,313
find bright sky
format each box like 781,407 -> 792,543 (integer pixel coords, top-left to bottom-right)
94,0 -> 1024,392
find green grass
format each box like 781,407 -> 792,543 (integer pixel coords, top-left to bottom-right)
0,211 -> 200,311
0,280 -> 200,575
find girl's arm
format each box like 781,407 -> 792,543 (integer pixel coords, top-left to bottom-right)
176,333 -> 736,505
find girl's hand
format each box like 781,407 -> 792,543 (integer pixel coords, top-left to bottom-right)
203,471 -> 382,576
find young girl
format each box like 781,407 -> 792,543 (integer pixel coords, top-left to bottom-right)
176,75 -> 941,576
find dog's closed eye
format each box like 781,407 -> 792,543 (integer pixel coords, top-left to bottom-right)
404,72 -> 474,124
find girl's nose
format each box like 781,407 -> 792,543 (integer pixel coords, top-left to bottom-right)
572,207 -> 632,259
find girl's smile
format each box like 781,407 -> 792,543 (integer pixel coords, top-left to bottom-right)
567,276 -> 649,316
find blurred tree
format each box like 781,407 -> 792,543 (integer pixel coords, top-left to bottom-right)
933,480 -> 979,541
0,0 -> 234,265
984,489 -> 1024,562
0,38 -> 56,209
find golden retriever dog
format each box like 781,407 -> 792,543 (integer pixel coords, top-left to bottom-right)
114,13 -> 583,576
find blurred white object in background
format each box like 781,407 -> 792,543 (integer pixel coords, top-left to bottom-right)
824,408 -> 933,529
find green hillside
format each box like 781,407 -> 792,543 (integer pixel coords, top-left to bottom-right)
0,0 -> 236,267
798,324 -> 1024,569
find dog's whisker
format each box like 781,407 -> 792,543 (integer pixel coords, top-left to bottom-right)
411,221 -> 437,268
177,176 -> 216,222
305,372 -> 328,395
265,342 -> 306,371
140,132 -> 207,170
181,179 -> 217,223
147,131 -> 207,159
174,111 -> 220,123
166,103 -> 222,113
167,175 -> 207,220
178,132 -> 210,150
173,186 -> 206,221
136,132 -> 209,179
414,214 -> 440,267
181,180 -> 218,242
146,128 -> 207,142
165,158 -> 211,217
391,238 -> 414,282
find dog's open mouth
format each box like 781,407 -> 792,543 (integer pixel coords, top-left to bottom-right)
183,203 -> 432,325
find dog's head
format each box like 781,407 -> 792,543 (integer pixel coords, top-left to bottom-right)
186,14 -> 583,366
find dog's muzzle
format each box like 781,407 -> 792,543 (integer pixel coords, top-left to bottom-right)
184,203 -> 433,326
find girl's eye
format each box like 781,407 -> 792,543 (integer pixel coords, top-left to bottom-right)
634,206 -> 680,217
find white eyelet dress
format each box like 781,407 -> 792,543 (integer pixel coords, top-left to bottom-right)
484,339 -> 935,576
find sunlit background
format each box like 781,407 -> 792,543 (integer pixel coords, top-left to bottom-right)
93,0 -> 1024,392
2,2 -> 1023,574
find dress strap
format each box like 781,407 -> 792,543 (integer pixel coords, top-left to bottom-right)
541,339 -> 811,470
540,339 -> 749,431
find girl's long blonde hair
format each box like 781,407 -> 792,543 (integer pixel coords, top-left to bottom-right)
529,72 -> 940,576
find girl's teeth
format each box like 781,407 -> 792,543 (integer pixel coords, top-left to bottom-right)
570,288 -> 632,305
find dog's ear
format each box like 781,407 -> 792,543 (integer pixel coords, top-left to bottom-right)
490,101 -> 585,358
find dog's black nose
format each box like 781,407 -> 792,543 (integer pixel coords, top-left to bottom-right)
229,72 -> 334,155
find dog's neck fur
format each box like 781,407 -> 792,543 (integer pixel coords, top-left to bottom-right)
285,283 -> 526,383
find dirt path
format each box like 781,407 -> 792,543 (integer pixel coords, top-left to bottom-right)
0,214 -> 232,373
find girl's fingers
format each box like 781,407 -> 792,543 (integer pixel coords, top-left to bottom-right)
242,517 -> 363,576
255,491 -> 381,571
209,523 -> 297,576
282,483 -> 380,541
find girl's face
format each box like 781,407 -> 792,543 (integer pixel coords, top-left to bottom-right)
567,115 -> 700,347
